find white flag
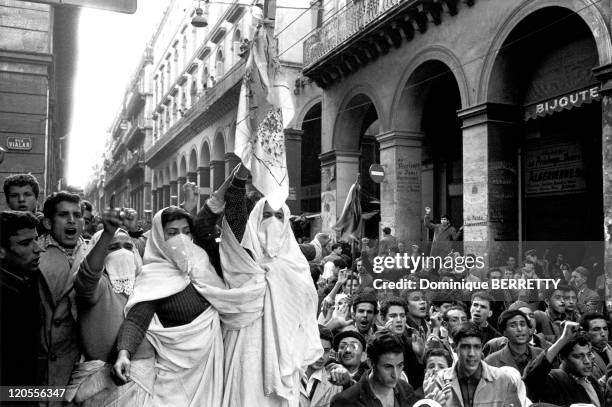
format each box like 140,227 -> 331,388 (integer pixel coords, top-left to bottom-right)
235,25 -> 294,210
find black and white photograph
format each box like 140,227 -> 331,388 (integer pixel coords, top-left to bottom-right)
1,0 -> 612,405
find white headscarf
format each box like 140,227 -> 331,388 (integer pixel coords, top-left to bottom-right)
86,228 -> 142,295
125,207 -> 225,314
239,198 -> 323,399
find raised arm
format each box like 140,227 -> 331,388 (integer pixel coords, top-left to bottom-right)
75,210 -> 122,304
424,206 -> 436,230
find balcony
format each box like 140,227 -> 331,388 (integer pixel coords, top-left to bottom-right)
145,59 -> 246,167
302,0 -> 473,87
106,155 -> 127,186
126,147 -> 145,172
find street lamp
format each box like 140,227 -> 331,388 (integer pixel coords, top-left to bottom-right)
191,0 -> 210,28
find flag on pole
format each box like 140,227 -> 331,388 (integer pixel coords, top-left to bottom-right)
235,22 -> 294,210
333,176 -> 363,241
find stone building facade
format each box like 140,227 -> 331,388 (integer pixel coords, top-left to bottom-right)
302,0 -> 612,267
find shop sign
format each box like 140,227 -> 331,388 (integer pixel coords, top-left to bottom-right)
6,137 -> 32,151
525,142 -> 586,196
524,85 -> 600,120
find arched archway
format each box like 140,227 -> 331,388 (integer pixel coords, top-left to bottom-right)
329,92 -> 381,238
179,155 -> 187,178
394,60 -> 463,249
188,148 -> 198,183
211,132 -> 226,189
301,102 -> 322,214
485,6 -> 604,264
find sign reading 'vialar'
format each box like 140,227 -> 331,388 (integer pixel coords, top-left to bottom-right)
6,137 -> 32,151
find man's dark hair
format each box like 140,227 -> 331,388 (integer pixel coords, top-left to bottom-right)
161,206 -> 194,232
525,249 -> 537,258
471,291 -> 494,307
352,292 -> 378,313
382,227 -> 391,235
440,214 -> 450,222
0,210 -> 39,248
3,174 -> 40,200
333,258 -> 347,269
561,284 -> 577,296
366,330 -> 404,365
442,304 -> 468,322
523,259 -> 535,266
424,348 -> 453,368
579,312 -> 607,332
319,324 -> 333,343
452,322 -> 483,344
42,191 -> 81,219
498,309 -> 532,332
380,297 -> 407,319
80,200 -> 93,213
331,243 -> 342,251
487,268 -> 502,278
559,333 -> 591,359
544,285 -> 568,301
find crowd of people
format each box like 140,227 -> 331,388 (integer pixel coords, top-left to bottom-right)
0,171 -> 611,407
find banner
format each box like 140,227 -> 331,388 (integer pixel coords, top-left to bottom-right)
234,26 -> 294,210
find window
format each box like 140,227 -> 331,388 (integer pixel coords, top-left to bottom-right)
216,49 -> 224,78
202,65 -> 209,89
233,29 -> 242,64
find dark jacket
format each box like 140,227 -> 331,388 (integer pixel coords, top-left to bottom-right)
330,372 -> 418,407
0,264 -> 41,387
523,349 -> 604,406
37,237 -> 86,393
484,343 -> 543,375
424,215 -> 461,257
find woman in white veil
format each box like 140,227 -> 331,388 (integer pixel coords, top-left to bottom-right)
219,196 -> 322,407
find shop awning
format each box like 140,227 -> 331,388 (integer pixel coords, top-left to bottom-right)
524,84 -> 601,120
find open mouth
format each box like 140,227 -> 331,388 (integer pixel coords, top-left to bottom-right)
65,228 -> 77,238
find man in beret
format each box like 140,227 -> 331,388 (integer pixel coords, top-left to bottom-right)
351,292 -> 378,340
333,330 -> 369,384
485,310 -> 544,375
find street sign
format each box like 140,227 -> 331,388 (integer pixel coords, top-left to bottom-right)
7,136 -> 32,151
369,163 -> 385,183
24,0 -> 137,14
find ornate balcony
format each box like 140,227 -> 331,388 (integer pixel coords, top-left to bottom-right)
126,147 -> 145,172
302,0 -> 473,87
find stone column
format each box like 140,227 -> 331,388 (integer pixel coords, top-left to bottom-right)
187,171 -> 197,183
318,150 -> 360,235
224,152 -> 241,175
210,160 -> 225,190
157,187 -> 164,211
144,182 -> 151,214
198,166 -> 211,209
458,103 -> 521,266
285,128 -> 303,214
375,131 -> 423,245
169,180 -> 178,206
163,185 -> 171,207
594,64 -> 612,312
151,189 -> 157,214
177,176 -> 186,206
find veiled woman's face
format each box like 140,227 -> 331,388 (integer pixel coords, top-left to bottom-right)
262,202 -> 284,222
163,218 -> 191,241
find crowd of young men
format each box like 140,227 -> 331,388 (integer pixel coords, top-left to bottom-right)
1,172 -> 611,407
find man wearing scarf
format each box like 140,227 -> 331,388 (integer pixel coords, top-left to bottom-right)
66,210 -> 155,406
